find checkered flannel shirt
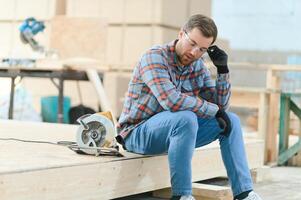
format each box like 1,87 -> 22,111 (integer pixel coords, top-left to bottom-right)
117,40 -> 231,140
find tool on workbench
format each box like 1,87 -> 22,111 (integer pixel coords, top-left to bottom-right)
19,17 -> 57,58
68,111 -> 123,157
19,17 -> 45,52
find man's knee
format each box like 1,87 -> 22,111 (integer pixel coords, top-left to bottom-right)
171,111 -> 198,132
226,112 -> 243,136
227,112 -> 241,124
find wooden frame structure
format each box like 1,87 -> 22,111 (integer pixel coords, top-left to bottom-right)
229,62 -> 301,164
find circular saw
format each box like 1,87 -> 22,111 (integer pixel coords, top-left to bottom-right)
69,112 -> 123,157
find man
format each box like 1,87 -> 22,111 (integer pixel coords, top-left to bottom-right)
116,14 -> 262,200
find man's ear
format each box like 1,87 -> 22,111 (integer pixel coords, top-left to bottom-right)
178,30 -> 184,39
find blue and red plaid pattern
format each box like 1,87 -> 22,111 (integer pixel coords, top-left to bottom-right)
117,40 -> 231,139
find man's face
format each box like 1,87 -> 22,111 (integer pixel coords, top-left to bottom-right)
176,27 -> 214,66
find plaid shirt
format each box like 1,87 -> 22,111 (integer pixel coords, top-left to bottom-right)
117,40 -> 231,140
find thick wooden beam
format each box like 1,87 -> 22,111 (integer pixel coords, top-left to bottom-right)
193,183 -> 232,200
0,120 -> 264,200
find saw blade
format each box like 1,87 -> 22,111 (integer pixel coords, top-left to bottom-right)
76,113 -> 115,155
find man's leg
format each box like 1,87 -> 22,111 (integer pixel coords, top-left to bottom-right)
124,110 -> 198,196
219,112 -> 253,196
195,112 -> 253,197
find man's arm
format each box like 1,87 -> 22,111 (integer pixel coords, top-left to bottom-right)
198,66 -> 231,109
200,45 -> 231,110
139,51 -> 219,118
204,45 -> 232,137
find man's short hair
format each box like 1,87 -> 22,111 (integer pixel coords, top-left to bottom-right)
183,14 -> 218,44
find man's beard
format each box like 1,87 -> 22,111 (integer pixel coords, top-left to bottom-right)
180,54 -> 195,65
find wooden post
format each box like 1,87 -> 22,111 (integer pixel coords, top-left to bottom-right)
258,91 -> 270,162
265,68 -> 280,163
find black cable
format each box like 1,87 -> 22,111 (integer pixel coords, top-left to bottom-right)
0,138 -> 123,157
0,137 -> 75,146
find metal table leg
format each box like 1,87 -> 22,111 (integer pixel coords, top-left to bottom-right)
57,77 -> 64,123
8,77 -> 16,119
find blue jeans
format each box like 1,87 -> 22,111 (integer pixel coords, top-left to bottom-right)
124,111 -> 253,196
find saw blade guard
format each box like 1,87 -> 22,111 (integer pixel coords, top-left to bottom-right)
76,113 -> 115,155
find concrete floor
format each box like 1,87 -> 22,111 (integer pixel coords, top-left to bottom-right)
254,166 -> 301,199
114,166 -> 301,200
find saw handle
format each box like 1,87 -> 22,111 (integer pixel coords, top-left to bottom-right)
76,114 -> 92,130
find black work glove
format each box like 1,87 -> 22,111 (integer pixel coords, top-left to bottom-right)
215,109 -> 232,137
207,45 -> 229,74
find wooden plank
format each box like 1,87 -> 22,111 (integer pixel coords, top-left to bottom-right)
0,120 -> 264,200
231,92 -> 260,109
232,86 -> 275,93
229,62 -> 301,71
0,120 -> 142,173
231,87 -> 277,109
153,183 -> 232,200
250,166 -> 271,183
192,183 -> 232,200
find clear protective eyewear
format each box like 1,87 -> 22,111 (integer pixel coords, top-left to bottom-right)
183,31 -> 209,54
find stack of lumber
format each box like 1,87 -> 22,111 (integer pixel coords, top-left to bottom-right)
66,0 -> 219,68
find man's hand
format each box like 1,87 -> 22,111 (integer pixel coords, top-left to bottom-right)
207,45 -> 229,74
215,109 -> 232,137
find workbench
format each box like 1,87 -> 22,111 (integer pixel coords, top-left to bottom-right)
0,120 -> 264,200
0,66 -> 103,123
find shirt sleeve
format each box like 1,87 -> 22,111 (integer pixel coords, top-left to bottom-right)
199,67 -> 231,110
139,50 -> 219,118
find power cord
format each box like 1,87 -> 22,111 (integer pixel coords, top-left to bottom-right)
0,137 -> 123,157
0,137 -> 75,146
